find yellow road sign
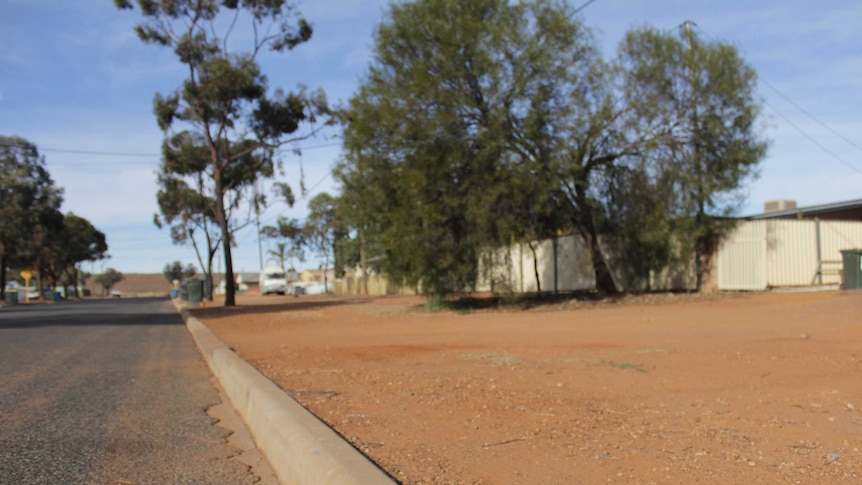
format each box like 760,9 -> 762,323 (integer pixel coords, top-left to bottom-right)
19,270 -> 32,302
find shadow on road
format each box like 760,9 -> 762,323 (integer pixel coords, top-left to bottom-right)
0,297 -> 182,329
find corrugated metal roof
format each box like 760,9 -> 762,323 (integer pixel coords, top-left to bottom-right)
747,198 -> 862,219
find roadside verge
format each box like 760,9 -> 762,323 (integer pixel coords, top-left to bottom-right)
174,301 -> 396,485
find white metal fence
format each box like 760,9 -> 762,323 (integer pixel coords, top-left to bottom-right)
477,233 -> 696,293
717,219 -> 862,290
479,219 -> 862,294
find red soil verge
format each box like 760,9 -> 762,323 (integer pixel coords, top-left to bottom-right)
190,290 -> 862,484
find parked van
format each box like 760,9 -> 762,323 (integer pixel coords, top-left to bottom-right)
259,267 -> 287,295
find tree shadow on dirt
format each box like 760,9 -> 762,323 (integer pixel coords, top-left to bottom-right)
412,291 -> 598,313
187,297 -> 369,319
416,289 -> 710,313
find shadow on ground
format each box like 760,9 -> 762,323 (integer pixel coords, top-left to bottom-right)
420,288 -> 729,313
0,297 -> 181,329
187,297 -> 369,320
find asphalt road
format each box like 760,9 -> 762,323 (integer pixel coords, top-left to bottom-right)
0,297 -> 257,485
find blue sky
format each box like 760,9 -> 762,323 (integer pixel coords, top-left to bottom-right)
1,0 -> 860,275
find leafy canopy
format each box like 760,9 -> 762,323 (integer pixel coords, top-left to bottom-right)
336,1 -> 768,296
116,0 -> 330,306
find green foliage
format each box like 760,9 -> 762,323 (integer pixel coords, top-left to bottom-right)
424,295 -> 448,312
154,155 -> 220,301
304,192 -> 341,290
95,268 -> 124,295
619,25 -> 768,289
118,0 -> 331,306
0,136 -> 108,297
336,2 -> 767,296
266,242 -> 290,270
33,212 -> 108,294
262,216 -> 306,268
62,213 -> 108,264
0,136 -> 65,295
338,0 -> 587,296
163,260 -> 196,283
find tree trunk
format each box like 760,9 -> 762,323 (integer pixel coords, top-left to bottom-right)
206,237 -> 218,302
0,253 -> 7,300
214,174 -> 235,306
553,235 -> 559,294
322,248 -> 330,294
190,227 -> 208,295
575,186 -> 618,295
359,226 -> 368,296
527,240 -> 541,293
206,251 -> 215,302
694,208 -> 705,292
71,266 -> 79,299
583,228 -> 617,295
36,270 -> 43,301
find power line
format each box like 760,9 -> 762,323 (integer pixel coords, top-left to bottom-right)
275,141 -> 343,153
757,77 -> 862,154
40,148 -> 157,157
50,160 -> 156,166
765,100 -> 862,175
693,24 -> 862,175
0,140 -> 342,160
574,0 -> 599,14
305,172 -> 331,194
108,236 -> 172,243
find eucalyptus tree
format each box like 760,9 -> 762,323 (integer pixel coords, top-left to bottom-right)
619,25 -> 768,290
338,0 -> 580,296
95,268 -> 124,296
153,133 -> 222,301
116,0 -> 330,306
266,242 -> 289,270
163,260 -> 196,284
0,136 -> 64,298
31,212 -> 108,295
334,135 -> 392,295
56,213 -> 109,293
304,192 -> 342,291
337,0 -> 765,296
262,216 -> 305,269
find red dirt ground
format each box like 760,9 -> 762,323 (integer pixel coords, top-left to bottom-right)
190,290 -> 862,484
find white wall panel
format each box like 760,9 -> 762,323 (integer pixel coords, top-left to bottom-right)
765,220 -> 818,286
820,221 -> 862,284
718,237 -> 767,290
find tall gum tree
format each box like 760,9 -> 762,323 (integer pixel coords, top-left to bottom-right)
154,132 -> 221,301
0,136 -> 64,299
336,1 -> 766,297
337,0 -> 594,296
618,25 -> 768,290
116,0 -> 330,306
304,192 -> 341,292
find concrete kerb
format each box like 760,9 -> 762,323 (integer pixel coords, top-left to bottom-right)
171,299 -> 396,485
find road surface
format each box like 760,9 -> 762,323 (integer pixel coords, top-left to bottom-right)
0,297 -> 260,484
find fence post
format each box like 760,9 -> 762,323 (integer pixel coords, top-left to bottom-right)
553,235 -> 558,294
519,243 -> 525,294
815,217 -> 823,285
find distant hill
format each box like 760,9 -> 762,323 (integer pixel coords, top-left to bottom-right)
90,273 -> 171,297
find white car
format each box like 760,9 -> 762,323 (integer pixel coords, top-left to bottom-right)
260,267 -> 288,295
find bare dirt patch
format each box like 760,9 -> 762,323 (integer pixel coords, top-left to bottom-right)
191,290 -> 862,484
